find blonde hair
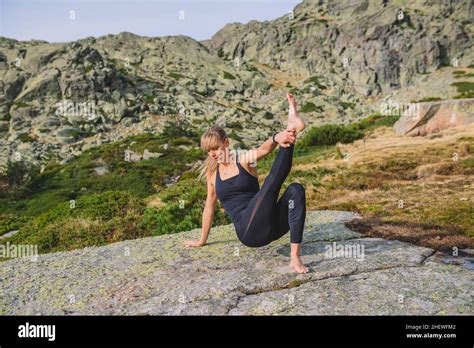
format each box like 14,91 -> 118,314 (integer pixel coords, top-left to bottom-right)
196,125 -> 228,182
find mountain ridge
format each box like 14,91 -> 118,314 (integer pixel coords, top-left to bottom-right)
1,0 -> 473,171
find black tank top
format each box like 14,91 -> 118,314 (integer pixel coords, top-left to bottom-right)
216,154 -> 259,223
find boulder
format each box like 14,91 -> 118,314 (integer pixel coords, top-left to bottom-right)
0,211 -> 472,315
394,99 -> 474,136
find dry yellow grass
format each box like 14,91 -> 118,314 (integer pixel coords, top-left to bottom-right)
290,124 -> 474,250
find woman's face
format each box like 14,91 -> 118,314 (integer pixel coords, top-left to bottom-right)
208,138 -> 229,162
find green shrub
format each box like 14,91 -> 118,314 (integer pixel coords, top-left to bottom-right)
300,124 -> 364,147
141,178 -> 229,236
348,114 -> 400,132
340,101 -> 355,110
455,73 -> 474,78
223,71 -> 236,80
2,160 -> 38,190
143,95 -> 154,104
412,97 -> 442,103
451,81 -> 474,93
304,76 -> 327,90
169,72 -> 185,80
2,191 -> 148,254
0,214 -> 29,236
217,47 -> 225,58
300,102 -> 323,113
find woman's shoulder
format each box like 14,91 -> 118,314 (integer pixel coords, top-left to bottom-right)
238,155 -> 258,177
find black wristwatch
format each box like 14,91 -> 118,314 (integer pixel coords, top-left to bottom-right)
272,132 -> 278,144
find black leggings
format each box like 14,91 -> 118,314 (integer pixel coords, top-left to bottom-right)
235,143 -> 306,247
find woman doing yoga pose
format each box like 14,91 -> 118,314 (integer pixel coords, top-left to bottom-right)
184,93 -> 308,273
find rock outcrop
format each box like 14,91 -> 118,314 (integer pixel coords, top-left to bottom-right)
1,211 -> 472,315
208,0 -> 474,96
1,0 -> 473,172
394,99 -> 474,136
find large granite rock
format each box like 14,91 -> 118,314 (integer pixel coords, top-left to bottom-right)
1,210 -> 472,315
394,99 -> 474,136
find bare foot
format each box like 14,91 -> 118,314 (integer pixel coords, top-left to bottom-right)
290,255 -> 309,274
287,93 -> 306,135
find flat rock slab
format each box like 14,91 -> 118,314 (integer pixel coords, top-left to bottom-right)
0,211 -> 472,315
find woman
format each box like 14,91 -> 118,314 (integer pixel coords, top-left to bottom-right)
184,93 -> 308,273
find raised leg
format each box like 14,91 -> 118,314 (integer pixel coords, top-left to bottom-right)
286,93 -> 306,135
237,144 -> 295,246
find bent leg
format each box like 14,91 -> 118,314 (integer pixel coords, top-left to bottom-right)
272,183 -> 306,243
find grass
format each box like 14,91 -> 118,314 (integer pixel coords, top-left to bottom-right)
13,101 -> 30,109
18,134 -> 35,142
412,97 -> 442,103
303,76 -> 327,90
223,71 -> 236,80
451,81 -> 474,93
300,124 -> 364,147
169,72 -> 185,80
143,95 -> 154,104
4,191 -> 150,254
0,117 -> 204,255
340,101 -> 355,110
451,81 -> 474,98
2,114 -> 472,256
290,125 -> 474,250
299,102 -> 323,113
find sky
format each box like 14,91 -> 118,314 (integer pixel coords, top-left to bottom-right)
0,0 -> 302,42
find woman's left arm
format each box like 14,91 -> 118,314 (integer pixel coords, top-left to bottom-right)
240,129 -> 295,164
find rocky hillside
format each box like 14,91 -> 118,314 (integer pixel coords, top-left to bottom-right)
1,0 -> 473,171
208,0 -> 473,95
1,210 -> 472,315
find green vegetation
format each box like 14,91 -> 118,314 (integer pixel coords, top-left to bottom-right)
5,191 -> 149,254
18,134 -> 35,142
456,73 -> 474,78
451,81 -> 474,99
315,135 -> 474,245
13,101 -> 30,109
298,115 -> 400,148
141,176 -> 229,236
0,116 -> 203,254
347,114 -> 400,132
2,112 -> 471,256
340,101 -> 355,110
300,124 -> 364,147
451,81 -> 474,93
0,214 -> 29,236
143,95 -> 155,104
303,76 -> 327,90
223,71 -> 236,80
244,63 -> 259,72
300,102 -> 323,113
169,72 -> 185,80
412,97 -> 442,103
217,47 -> 225,58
